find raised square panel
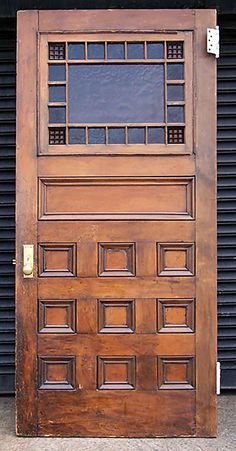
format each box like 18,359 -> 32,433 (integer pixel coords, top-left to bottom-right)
157,242 -> 195,276
158,356 -> 195,390
38,300 -> 76,334
98,243 -> 135,277
98,299 -> 135,333
38,243 -> 77,277
97,356 -> 135,390
157,299 -> 195,333
38,356 -> 75,390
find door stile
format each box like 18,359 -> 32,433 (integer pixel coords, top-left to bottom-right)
195,9 -> 217,437
16,10 -> 39,436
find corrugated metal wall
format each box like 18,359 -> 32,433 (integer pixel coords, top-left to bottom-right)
0,17 -> 236,393
0,22 -> 15,393
217,24 -> 236,389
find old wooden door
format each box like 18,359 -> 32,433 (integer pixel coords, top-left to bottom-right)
16,9 -> 217,437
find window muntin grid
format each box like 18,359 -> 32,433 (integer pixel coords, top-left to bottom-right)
47,40 -> 185,146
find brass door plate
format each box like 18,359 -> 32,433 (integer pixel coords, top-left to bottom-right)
23,244 -> 34,278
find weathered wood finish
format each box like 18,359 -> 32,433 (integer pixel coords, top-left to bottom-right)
195,10 -> 217,436
16,10 -> 38,436
16,9 -> 217,437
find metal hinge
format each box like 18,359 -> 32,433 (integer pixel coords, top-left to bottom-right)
207,26 -> 220,58
216,361 -> 221,395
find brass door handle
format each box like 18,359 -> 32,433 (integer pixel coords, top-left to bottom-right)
23,245 -> 34,278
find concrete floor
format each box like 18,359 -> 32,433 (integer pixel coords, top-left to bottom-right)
0,394 -> 235,450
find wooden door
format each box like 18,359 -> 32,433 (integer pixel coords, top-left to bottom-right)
16,9 -> 217,437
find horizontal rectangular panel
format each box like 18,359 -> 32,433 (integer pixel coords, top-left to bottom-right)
38,334 -> 195,356
38,391 -> 195,437
39,177 -> 195,220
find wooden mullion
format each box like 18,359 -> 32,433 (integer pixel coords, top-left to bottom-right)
167,101 -> 185,106
125,126 -> 128,144
66,59 -> 165,64
47,60 -> 66,64
85,126 -> 89,145
85,41 -> 88,60
48,81 -> 66,85
164,41 -> 168,145
105,126 -> 108,145
48,102 -> 67,107
66,122 -> 166,127
166,80 -> 185,85
65,42 -> 69,145
104,41 -> 108,60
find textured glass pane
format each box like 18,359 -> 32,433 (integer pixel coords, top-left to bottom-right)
128,127 -> 145,144
49,43 -> 65,60
88,43 -> 105,59
68,64 -> 164,123
49,85 -> 66,102
167,106 -> 184,123
168,126 -> 184,144
88,128 -> 105,144
69,128 -> 86,144
167,85 -> 184,101
148,127 -> 165,144
147,43 -> 164,59
107,43 -> 125,60
167,42 -> 184,59
167,63 -> 184,80
108,127 -> 125,144
127,43 -> 144,59
49,127 -> 66,145
49,106 -> 66,123
68,43 -> 85,60
48,64 -> 66,81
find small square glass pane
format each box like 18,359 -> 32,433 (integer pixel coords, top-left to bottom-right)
88,43 -> 105,60
147,42 -> 164,59
167,63 -> 184,80
49,43 -> 65,60
128,127 -> 145,144
167,85 -> 184,101
167,106 -> 184,123
48,64 -> 66,82
68,43 -> 85,60
69,128 -> 86,144
148,127 -> 165,144
107,43 -> 125,60
88,127 -> 105,144
108,127 -> 125,144
48,106 -> 66,123
127,43 -> 144,59
168,126 -> 184,144
49,85 -> 66,103
49,127 -> 66,145
167,42 -> 184,59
